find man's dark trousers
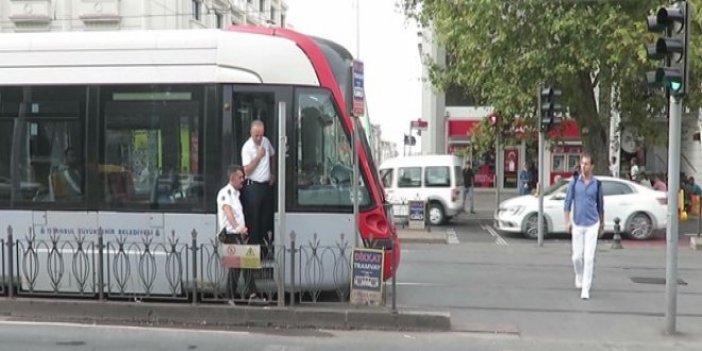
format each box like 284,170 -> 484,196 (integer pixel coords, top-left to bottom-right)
243,180 -> 273,247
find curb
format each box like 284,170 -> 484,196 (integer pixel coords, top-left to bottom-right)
0,299 -> 451,332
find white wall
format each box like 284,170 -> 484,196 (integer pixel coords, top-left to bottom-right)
0,0 -> 287,33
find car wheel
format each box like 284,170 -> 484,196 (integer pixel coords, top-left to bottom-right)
626,212 -> 653,240
428,202 -> 445,226
523,213 -> 547,239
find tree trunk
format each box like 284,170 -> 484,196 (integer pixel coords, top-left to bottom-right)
575,71 -> 609,175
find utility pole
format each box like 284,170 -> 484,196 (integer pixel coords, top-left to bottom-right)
644,0 -> 689,334
537,85 -> 545,247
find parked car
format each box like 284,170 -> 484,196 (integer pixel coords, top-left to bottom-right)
379,155 -> 464,225
494,176 -> 667,240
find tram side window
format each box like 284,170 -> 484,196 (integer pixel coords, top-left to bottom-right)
0,121 -> 12,200
295,89 -> 370,208
0,86 -> 86,203
101,88 -> 204,208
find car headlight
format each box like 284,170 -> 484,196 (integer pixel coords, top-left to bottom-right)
500,206 -> 524,216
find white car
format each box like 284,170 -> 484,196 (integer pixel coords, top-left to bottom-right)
494,176 -> 667,240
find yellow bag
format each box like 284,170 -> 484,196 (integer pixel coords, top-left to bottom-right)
218,244 -> 262,269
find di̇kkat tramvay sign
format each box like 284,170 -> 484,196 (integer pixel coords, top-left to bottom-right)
350,248 -> 385,305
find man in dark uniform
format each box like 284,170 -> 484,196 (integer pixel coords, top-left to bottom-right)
462,161 -> 475,214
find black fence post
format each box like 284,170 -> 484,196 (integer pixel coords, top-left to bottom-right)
97,227 -> 104,301
391,243 -> 397,314
289,230 -> 296,306
191,229 -> 198,305
7,226 -> 13,299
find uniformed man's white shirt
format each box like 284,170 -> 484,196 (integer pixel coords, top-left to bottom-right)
630,164 -> 640,180
217,183 -> 245,233
241,136 -> 275,182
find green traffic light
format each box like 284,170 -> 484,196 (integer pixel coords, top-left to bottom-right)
670,81 -> 682,91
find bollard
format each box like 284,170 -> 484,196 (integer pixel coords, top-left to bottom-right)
425,201 -> 432,233
612,217 -> 623,249
7,226 -> 13,299
289,231 -> 296,306
191,229 -> 198,305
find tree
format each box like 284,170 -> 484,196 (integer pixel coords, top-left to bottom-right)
404,0 -> 702,173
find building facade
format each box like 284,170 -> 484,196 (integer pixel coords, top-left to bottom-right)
0,0 -> 287,32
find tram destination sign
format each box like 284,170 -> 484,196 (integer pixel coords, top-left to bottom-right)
351,60 -> 365,117
350,248 -> 384,306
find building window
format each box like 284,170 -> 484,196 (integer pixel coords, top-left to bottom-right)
259,0 -> 265,12
280,13 -> 286,27
270,6 -> 275,22
216,13 -> 223,28
192,0 -> 201,21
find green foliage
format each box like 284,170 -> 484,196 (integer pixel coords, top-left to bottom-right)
405,0 -> 702,168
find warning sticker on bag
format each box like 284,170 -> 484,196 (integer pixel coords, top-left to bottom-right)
218,244 -> 262,269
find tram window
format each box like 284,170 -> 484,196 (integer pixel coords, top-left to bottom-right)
0,86 -> 86,203
101,87 -> 204,209
0,121 -> 12,200
295,89 -> 371,208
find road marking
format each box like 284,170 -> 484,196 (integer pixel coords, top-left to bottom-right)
395,282 -> 444,287
482,225 -> 509,246
446,228 -> 460,244
262,346 -> 305,351
0,320 -> 250,336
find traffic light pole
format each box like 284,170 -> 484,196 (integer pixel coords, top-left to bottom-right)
537,85 -> 545,247
537,130 -> 545,247
666,95 -> 682,335
495,131 -> 501,209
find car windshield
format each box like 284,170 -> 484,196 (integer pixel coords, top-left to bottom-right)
542,178 -> 570,196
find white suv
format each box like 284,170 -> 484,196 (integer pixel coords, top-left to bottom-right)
379,155 -> 464,225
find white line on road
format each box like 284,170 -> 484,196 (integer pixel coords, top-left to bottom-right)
482,225 -> 509,246
446,228 -> 460,244
394,282 -> 444,287
0,320 -> 251,336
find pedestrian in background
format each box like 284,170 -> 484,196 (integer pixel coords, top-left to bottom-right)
630,157 -> 640,181
564,153 -> 604,300
652,174 -> 666,192
518,162 -> 531,195
462,161 -> 475,214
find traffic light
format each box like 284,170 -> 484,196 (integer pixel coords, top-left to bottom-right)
645,1 -> 690,97
540,87 -> 562,132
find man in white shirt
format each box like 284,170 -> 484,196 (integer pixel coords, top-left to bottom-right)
241,120 -> 276,251
217,164 -> 260,303
630,157 -> 640,181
